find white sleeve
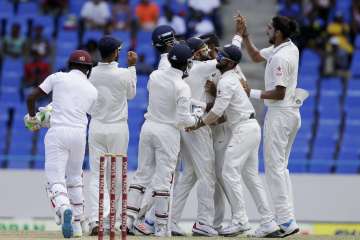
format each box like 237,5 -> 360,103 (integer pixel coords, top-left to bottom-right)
211,77 -> 233,116
232,35 -> 243,49
269,56 -> 289,87
175,82 -> 197,128
259,46 -> 274,60
126,66 -> 137,99
39,74 -> 55,94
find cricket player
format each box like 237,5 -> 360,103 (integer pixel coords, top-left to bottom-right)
237,15 -> 301,237
87,36 -> 137,235
130,25 -> 177,235
126,43 -> 199,237
189,44 -> 277,237
170,37 -> 218,237
25,50 -> 98,238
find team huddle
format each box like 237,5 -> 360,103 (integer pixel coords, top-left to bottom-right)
24,12 -> 308,239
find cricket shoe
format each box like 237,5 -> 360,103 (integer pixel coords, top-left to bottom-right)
61,208 -> 73,238
192,221 -> 218,237
72,220 -> 82,238
171,222 -> 186,236
133,218 -> 154,235
219,222 -> 251,237
278,219 -> 299,237
249,220 -> 282,238
155,223 -> 171,237
89,221 -> 99,236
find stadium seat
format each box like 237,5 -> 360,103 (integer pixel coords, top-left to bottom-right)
128,88 -> 148,109
127,146 -> 138,170
83,30 -> 104,42
7,155 -> 31,169
350,50 -> 360,78
18,2 -> 39,17
137,45 -> 156,65
288,160 -> 307,173
355,34 -> 360,49
308,159 -> 334,173
0,1 -> 13,18
338,146 -> 359,161
137,75 -> 149,89
336,160 -> 360,174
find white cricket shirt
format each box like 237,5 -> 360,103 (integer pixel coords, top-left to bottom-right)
89,62 -> 136,123
211,69 -> 255,128
145,67 -> 196,129
185,59 -> 217,103
158,53 -> 171,70
39,69 -> 98,129
260,40 -> 299,108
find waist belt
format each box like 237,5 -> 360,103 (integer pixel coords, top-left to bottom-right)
249,113 -> 255,119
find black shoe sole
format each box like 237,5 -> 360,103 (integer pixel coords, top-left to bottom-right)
172,231 -> 185,236
89,226 -> 99,236
281,228 -> 300,238
219,230 -> 246,237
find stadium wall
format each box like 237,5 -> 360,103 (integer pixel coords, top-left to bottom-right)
1,170 -> 359,222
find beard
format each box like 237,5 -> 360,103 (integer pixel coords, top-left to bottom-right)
216,62 -> 226,72
268,37 -> 275,44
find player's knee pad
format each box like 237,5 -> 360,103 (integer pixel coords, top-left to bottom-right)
46,182 -> 70,213
127,184 -> 146,217
153,190 -> 170,224
67,184 -> 84,221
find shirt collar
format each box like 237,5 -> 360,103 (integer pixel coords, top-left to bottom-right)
221,69 -> 235,78
70,69 -> 87,78
167,66 -> 184,78
272,40 -> 292,54
98,61 -> 118,67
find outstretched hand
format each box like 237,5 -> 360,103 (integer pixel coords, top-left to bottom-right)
234,11 -> 248,37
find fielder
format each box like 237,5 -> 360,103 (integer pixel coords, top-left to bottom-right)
131,25 -> 177,235
170,37 -> 218,237
238,15 -> 301,237
189,44 -> 277,237
87,36 -> 137,235
126,44 -> 199,237
25,50 -> 98,238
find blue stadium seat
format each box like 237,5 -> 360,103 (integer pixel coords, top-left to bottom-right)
18,2 -> 39,16
137,75 -> 149,89
83,30 -> 104,42
113,31 -> 130,44
338,146 -> 359,161
0,87 -> 21,104
7,155 -> 31,169
33,156 -> 45,169
336,160 -> 359,174
3,58 -> 24,73
137,45 -> 155,65
348,79 -> 360,90
288,160 -> 307,173
69,0 -> 87,13
58,30 -> 78,42
127,146 -> 138,170
301,48 -> 321,68
308,160 -> 334,173
320,77 -> 342,92
298,75 -> 317,91
0,1 -> 13,18
355,34 -> 360,49
137,30 -> 152,43
300,95 -> 315,119
290,146 -> 308,160
128,88 -> 148,109
351,50 -> 360,78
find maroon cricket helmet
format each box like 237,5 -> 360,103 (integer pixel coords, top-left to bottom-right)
68,50 -> 93,66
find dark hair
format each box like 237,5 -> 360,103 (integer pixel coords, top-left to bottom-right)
272,16 -> 299,39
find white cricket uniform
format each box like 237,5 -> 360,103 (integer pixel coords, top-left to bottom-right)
158,53 -> 170,70
40,70 -> 97,222
87,62 -> 136,223
211,69 -> 273,225
210,64 -> 247,228
171,59 -> 218,226
259,40 -> 300,225
127,67 -> 196,225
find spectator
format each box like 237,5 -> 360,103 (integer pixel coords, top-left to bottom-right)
135,0 -> 160,30
327,12 -> 353,54
188,0 -> 223,37
158,5 -> 186,37
189,11 -> 215,36
41,0 -> 68,15
80,0 -> 111,29
112,0 -> 131,30
26,25 -> 51,60
3,23 -> 25,58
85,39 -> 101,65
304,0 -> 334,23
322,37 -> 350,77
136,53 -> 153,75
278,0 -> 302,21
352,0 -> 360,36
21,49 -> 51,100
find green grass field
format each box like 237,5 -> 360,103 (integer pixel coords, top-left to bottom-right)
0,232 -> 359,240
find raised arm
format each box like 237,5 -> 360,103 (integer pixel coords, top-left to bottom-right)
126,51 -> 138,99
234,14 -> 265,63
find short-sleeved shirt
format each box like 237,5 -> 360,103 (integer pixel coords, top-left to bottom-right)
135,2 -> 159,25
39,70 -> 98,129
90,62 -> 136,123
260,40 -> 299,108
211,69 -> 255,129
80,1 -> 111,25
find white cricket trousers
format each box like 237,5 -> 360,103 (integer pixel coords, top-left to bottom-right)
130,120 -> 180,218
222,119 -> 273,224
45,126 -> 87,221
171,126 -> 216,226
88,120 -> 129,223
263,107 -> 300,225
